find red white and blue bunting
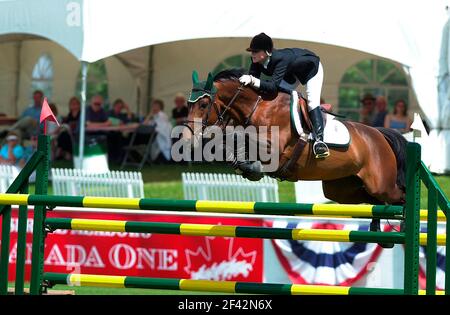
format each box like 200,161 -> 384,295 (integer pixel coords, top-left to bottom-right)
268,220 -> 388,286
419,225 -> 447,290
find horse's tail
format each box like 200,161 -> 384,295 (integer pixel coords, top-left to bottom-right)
375,127 -> 407,191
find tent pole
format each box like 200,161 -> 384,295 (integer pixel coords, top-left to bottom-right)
146,46 -> 154,115
78,61 -> 89,170
14,41 -> 22,117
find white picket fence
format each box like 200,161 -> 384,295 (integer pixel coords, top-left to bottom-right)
0,164 -> 20,193
182,172 -> 279,202
51,168 -> 145,198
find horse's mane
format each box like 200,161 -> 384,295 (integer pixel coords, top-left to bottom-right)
213,68 -> 246,82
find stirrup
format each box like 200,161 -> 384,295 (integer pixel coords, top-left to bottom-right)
313,140 -> 330,159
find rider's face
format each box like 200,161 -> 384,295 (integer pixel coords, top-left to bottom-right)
251,50 -> 268,64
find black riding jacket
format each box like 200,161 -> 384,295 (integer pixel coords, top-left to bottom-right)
249,48 -> 320,95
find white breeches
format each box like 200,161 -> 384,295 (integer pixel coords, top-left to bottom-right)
305,62 -> 323,111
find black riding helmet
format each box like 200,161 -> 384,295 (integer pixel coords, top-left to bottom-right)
246,33 -> 273,53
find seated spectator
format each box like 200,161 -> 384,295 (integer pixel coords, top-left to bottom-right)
23,90 -> 44,123
0,131 -> 24,166
86,95 -> 131,164
372,96 -> 389,127
384,99 -> 412,133
86,95 -> 111,128
108,98 -> 134,125
56,97 -> 80,161
171,93 -> 189,126
48,103 -> 63,136
64,96 -> 81,131
47,103 -> 63,160
0,90 -> 43,140
19,135 -> 38,168
359,93 -> 376,126
144,99 -> 172,163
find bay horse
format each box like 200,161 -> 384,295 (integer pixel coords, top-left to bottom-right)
182,69 -> 407,242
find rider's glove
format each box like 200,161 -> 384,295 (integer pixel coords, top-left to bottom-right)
239,75 -> 260,89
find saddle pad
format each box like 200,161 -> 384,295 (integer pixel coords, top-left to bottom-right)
290,91 -> 350,148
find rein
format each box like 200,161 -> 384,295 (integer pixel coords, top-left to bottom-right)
185,83 -> 262,133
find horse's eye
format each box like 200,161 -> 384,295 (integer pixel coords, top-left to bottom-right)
200,102 -> 209,109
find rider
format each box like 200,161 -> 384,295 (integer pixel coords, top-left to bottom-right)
239,33 -> 329,158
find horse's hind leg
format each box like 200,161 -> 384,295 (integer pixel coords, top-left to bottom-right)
357,144 -> 405,204
322,176 -> 394,248
322,176 -> 382,205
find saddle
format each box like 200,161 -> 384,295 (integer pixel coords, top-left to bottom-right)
272,92 -> 350,180
297,95 -> 333,134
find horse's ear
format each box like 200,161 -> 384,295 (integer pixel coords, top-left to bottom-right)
192,70 -> 199,84
205,72 -> 214,91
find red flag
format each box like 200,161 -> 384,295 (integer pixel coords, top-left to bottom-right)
40,97 -> 59,135
40,97 -> 59,125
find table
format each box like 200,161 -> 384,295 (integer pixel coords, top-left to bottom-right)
0,116 -> 18,126
85,123 -> 139,133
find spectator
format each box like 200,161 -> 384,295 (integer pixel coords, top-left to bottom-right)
19,135 -> 38,168
372,96 -> 389,127
22,90 -> 44,122
144,99 -> 172,163
171,93 -> 189,126
0,90 -> 43,140
86,95 -> 130,164
86,95 -> 111,127
0,131 -> 24,166
56,97 -> 80,160
64,96 -> 81,132
47,103 -> 63,160
48,103 -> 63,136
384,99 -> 412,133
108,98 -> 134,125
359,93 -> 376,126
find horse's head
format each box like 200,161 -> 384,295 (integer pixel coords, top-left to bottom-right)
182,69 -> 257,145
181,71 -> 216,145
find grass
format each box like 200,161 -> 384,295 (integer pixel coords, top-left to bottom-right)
48,160 -> 298,202
419,176 -> 450,209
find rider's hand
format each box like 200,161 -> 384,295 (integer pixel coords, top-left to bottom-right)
239,75 -> 261,89
239,75 -> 254,86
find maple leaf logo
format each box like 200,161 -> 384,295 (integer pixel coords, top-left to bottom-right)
184,236 -> 257,281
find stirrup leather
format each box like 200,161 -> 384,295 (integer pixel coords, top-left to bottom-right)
313,140 -> 330,159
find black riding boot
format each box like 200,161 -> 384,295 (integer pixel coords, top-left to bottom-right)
309,107 -> 330,159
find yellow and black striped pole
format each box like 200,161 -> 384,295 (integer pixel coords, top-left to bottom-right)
46,218 -> 407,244
45,272 -> 405,295
0,194 -> 405,219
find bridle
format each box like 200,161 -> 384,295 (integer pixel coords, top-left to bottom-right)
184,84 -> 262,135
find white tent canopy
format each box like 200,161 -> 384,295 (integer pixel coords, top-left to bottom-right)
0,0 -> 449,172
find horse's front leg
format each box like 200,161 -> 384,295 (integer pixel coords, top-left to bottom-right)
221,128 -> 264,181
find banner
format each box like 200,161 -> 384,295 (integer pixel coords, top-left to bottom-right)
267,220 -> 386,286
418,225 -> 447,290
1,208 -> 263,282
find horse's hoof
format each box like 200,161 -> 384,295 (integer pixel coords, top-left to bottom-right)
400,221 -> 405,232
242,172 -> 264,181
379,242 -> 394,249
